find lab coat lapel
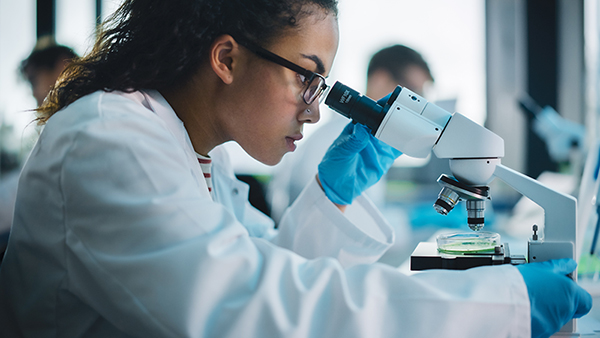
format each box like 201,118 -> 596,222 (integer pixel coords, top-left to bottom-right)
137,90 -> 212,199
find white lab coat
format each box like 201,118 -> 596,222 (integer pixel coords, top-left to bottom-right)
0,90 -> 530,337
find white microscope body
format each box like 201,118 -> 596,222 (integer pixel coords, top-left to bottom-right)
375,83 -> 576,267
325,82 -> 578,334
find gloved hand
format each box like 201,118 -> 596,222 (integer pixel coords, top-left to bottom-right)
318,122 -> 402,205
516,259 -> 592,338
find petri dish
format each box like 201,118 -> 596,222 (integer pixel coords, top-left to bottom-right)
436,231 -> 501,254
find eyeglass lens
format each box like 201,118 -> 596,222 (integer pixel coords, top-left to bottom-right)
304,76 -> 327,104
318,85 -> 331,104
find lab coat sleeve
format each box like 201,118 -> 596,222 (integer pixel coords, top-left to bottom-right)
210,143 -> 394,267
273,178 -> 395,268
46,94 -> 529,337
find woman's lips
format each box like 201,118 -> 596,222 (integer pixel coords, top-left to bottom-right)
286,134 -> 303,152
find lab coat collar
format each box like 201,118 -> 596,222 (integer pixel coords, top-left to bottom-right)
132,90 -> 211,198
139,90 -> 189,149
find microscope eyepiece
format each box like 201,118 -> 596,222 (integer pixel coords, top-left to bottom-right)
325,81 -> 394,134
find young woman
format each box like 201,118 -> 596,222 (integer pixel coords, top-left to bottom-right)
0,0 -> 590,337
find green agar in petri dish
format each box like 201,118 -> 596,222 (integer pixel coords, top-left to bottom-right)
436,231 -> 501,254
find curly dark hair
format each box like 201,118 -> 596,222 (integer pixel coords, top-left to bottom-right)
37,0 -> 338,124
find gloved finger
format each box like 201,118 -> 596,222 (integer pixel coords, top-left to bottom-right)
573,286 -> 593,318
331,123 -> 371,155
340,121 -> 355,135
539,259 -> 592,319
376,93 -> 393,106
370,134 -> 403,159
545,258 -> 577,276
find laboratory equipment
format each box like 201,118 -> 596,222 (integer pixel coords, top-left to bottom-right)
410,231 -> 523,271
518,94 -> 585,164
325,82 -> 578,334
326,82 -> 504,231
410,241 -> 520,270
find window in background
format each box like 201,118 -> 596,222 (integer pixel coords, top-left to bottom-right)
0,0 -> 37,160
56,0 -> 96,56
101,0 -> 123,22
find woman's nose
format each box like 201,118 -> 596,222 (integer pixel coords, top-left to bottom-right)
300,102 -> 320,124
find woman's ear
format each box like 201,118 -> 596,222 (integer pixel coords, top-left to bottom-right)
209,35 -> 240,85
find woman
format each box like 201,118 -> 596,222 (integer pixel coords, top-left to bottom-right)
0,0 -> 590,337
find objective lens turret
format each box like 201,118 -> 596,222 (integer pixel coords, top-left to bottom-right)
434,174 -> 490,231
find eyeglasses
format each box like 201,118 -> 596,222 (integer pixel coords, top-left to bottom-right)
237,39 -> 330,105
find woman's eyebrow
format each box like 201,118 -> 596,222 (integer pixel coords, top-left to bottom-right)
301,54 -> 325,74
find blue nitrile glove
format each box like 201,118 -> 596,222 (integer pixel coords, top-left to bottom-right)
318,122 -> 402,205
516,259 -> 592,338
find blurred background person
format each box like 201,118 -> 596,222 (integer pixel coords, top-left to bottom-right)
365,44 -> 433,98
20,36 -> 78,107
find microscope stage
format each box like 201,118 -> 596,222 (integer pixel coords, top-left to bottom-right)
410,242 -> 526,271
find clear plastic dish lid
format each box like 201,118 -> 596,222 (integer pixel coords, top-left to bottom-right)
436,231 -> 501,254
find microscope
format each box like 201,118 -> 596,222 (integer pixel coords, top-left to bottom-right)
324,81 -> 577,269
325,81 -> 578,333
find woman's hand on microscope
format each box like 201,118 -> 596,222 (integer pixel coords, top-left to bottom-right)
317,122 -> 402,206
516,258 -> 592,338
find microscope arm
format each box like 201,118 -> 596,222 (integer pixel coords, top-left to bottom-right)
493,164 -> 576,264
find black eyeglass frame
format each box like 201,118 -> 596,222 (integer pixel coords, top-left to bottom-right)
236,38 -> 329,105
